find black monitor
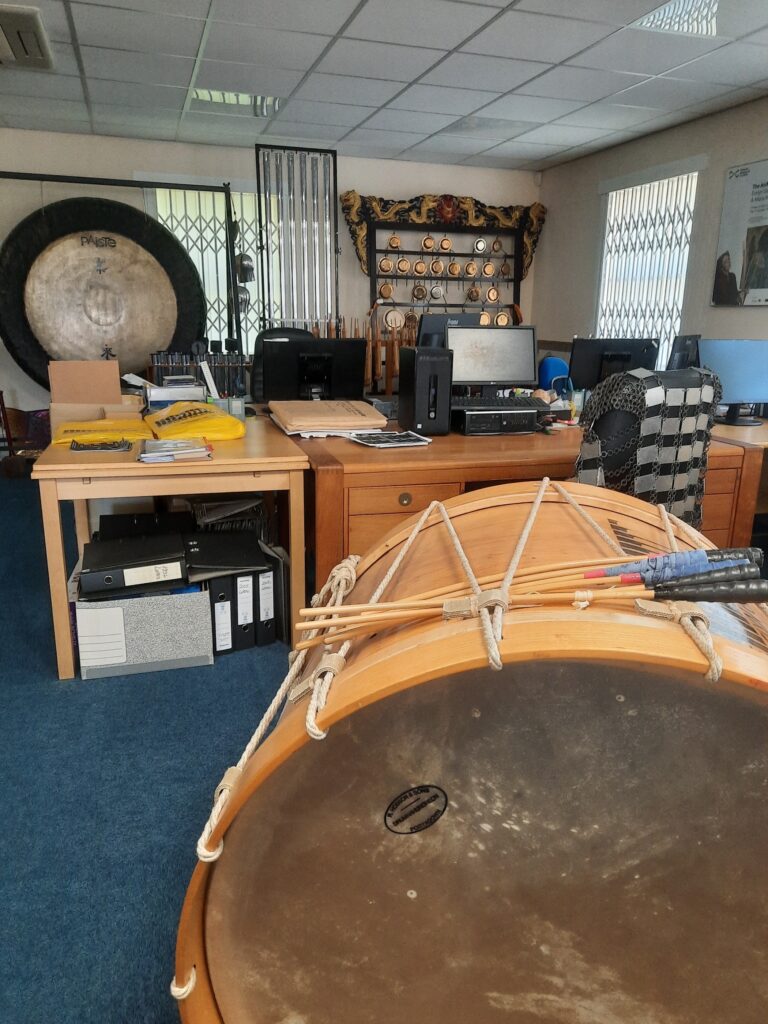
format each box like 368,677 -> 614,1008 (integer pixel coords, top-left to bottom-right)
446,325 -> 537,387
262,337 -> 366,401
417,312 -> 482,348
666,334 -> 701,370
698,338 -> 768,426
569,337 -> 659,390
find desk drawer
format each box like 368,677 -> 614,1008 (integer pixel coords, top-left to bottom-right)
348,482 -> 461,515
701,492 -> 733,532
349,513 -> 415,554
704,468 -> 738,495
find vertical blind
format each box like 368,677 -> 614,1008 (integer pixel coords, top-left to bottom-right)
596,171 -> 699,368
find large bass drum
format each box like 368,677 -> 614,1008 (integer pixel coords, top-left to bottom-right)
175,481 -> 768,1024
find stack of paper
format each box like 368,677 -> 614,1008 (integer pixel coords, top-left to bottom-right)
269,399 -> 387,437
139,438 -> 212,463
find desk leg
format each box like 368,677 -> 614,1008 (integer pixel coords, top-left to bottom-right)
288,470 -> 306,649
73,499 -> 90,556
39,480 -> 76,680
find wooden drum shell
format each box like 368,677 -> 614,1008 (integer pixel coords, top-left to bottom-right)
175,482 -> 768,1023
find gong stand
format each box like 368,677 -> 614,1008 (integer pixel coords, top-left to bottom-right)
0,169 -> 243,380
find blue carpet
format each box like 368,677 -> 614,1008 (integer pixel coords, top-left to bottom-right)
0,476 -> 287,1024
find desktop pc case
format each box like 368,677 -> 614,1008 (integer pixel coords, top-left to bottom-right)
398,347 -> 453,436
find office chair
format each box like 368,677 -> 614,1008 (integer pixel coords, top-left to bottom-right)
576,367 -> 721,527
250,327 -> 314,402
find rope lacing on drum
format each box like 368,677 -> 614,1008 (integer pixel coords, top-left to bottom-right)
195,556 -> 360,863
170,966 -> 196,1001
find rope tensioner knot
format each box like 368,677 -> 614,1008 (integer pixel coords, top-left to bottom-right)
635,598 -> 722,682
305,651 -> 348,741
170,967 -> 196,1000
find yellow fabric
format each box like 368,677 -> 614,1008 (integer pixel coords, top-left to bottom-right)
52,418 -> 153,445
144,401 -> 245,441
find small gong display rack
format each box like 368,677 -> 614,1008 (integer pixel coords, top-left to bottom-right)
367,219 -> 524,321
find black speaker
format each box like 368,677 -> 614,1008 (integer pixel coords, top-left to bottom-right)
398,346 -> 453,436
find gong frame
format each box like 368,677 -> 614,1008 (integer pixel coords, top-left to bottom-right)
0,170 -> 243,387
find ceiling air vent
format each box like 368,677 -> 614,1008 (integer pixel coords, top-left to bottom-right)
0,5 -> 54,69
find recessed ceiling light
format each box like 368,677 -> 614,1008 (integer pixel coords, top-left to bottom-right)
191,89 -> 282,117
634,0 -> 719,37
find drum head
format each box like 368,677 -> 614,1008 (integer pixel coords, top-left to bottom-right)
205,660 -> 768,1024
0,197 -> 206,388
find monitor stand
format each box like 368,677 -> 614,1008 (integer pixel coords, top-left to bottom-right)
717,404 -> 763,427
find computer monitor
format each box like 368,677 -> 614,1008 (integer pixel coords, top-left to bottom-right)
666,334 -> 701,370
569,337 -> 659,390
697,339 -> 768,426
417,312 -> 482,348
262,337 -> 366,401
445,325 -> 537,388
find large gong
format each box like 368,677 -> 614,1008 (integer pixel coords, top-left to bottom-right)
0,197 -> 206,388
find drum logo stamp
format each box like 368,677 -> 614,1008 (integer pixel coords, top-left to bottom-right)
384,785 -> 447,835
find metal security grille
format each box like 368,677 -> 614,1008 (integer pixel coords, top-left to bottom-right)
154,188 -> 263,354
596,171 -> 698,368
256,145 -> 339,330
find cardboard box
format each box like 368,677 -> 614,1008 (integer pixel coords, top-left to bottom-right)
68,566 -> 213,679
49,396 -> 143,433
49,360 -> 123,405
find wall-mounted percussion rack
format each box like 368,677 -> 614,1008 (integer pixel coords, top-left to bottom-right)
365,220 -> 524,317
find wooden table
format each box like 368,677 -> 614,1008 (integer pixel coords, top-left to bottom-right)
33,418 -> 309,679
300,429 -> 762,584
713,420 -> 768,515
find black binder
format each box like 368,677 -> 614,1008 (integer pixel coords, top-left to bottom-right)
209,575 -> 235,654
255,565 -> 276,646
233,573 -> 256,651
79,533 -> 186,596
184,532 -> 267,582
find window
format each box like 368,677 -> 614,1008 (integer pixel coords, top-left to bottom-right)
596,171 -> 698,368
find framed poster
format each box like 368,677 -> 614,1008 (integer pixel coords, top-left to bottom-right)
712,159 -> 768,307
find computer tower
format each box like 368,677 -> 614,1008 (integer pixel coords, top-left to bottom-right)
398,347 -> 453,436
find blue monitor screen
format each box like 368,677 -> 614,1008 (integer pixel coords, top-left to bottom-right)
698,339 -> 768,405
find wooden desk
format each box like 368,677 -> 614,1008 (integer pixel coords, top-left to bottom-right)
714,421 -> 768,515
33,418 -> 309,679
301,430 -> 762,583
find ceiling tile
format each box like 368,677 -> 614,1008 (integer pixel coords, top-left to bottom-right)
36,1 -> 72,44
389,84 -> 500,115
3,114 -> 91,133
513,123 -> 616,144
0,68 -> 83,101
176,124 -> 259,146
94,123 -> 178,142
713,1 -> 768,38
514,0 -> 662,25
344,0 -> 496,50
196,61 -> 303,96
669,86 -> 767,120
203,23 -> 330,69
212,0 -> 360,34
751,25 -> 768,45
402,134 -> 497,157
81,46 -> 195,89
70,4 -> 205,57
463,11 -> 616,63
92,104 -> 181,128
397,150 -> 469,165
569,27 -> 727,75
84,0 -> 210,14
670,42 -> 768,86
613,75 -> 735,110
485,139 -> 564,158
51,43 -> 80,77
460,154 -> 534,169
480,94 -> 587,122
441,115 -> 534,140
422,54 -> 552,91
296,73 -> 406,106
344,126 -> 426,148
275,100 -> 375,127
556,101 -> 660,128
0,95 -> 89,120
181,111 -> 267,132
515,65 -> 647,101
316,39 -> 446,81
266,121 -> 349,141
88,80 -> 188,112
336,142 -> 409,158
365,108 -> 459,132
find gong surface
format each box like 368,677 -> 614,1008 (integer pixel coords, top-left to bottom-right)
24,232 -> 177,369
205,660 -> 768,1024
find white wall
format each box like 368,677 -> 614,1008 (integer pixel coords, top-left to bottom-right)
0,127 -> 538,408
532,95 -> 768,347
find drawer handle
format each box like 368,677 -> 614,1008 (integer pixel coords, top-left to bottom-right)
398,491 -> 413,507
